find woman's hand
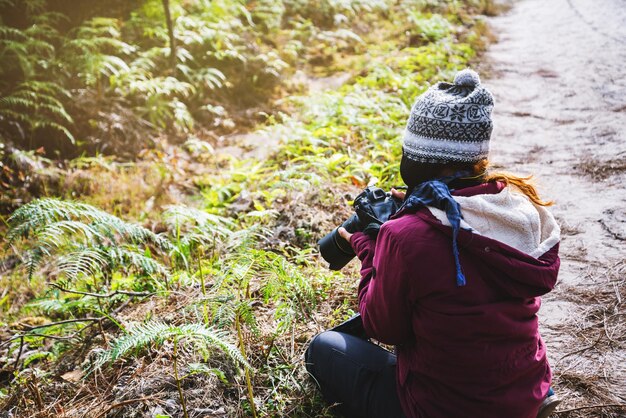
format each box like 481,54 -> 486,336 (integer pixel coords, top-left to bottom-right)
338,188 -> 404,243
391,187 -> 406,200
338,227 -> 353,242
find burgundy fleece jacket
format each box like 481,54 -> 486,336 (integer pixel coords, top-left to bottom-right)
350,181 -> 559,418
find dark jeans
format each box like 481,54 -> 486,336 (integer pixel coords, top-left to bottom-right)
305,328 -> 405,418
306,318 -> 554,418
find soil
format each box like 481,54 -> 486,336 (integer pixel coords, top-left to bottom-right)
485,0 -> 626,413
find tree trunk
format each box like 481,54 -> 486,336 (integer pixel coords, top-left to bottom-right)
162,0 -> 176,72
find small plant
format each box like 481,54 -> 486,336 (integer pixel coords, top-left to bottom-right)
0,81 -> 74,145
408,12 -> 452,42
95,320 -> 250,418
7,198 -> 172,283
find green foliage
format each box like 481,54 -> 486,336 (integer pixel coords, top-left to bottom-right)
283,0 -> 389,27
164,205 -> 234,242
408,12 -> 452,42
250,0 -> 286,30
0,0 -> 412,156
95,319 -> 250,369
7,198 -> 172,281
0,11 -> 74,145
0,81 -> 74,144
60,17 -> 134,88
207,248 -> 318,334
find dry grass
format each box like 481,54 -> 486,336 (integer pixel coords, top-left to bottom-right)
551,262 -> 626,417
577,155 -> 626,181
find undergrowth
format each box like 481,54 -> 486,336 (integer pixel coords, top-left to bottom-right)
0,0 -> 499,416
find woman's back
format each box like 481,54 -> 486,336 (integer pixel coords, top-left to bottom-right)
354,181 -> 560,418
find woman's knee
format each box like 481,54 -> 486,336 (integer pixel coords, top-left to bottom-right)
305,331 -> 346,375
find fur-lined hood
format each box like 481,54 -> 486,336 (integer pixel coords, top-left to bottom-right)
417,181 -> 561,298
428,185 -> 561,259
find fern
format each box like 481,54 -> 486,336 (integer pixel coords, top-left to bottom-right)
0,19 -> 57,81
0,81 -> 74,144
106,246 -> 170,278
56,247 -> 110,282
250,0 -> 286,30
60,17 -> 134,87
7,198 -> 172,282
164,205 -> 235,237
96,320 -> 250,370
27,295 -> 103,316
8,198 -> 173,250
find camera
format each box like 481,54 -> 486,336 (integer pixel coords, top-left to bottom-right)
318,186 -> 402,270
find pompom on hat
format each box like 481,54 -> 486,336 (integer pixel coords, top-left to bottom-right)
402,68 -> 494,164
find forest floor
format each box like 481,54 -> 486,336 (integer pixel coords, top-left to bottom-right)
482,0 -> 626,415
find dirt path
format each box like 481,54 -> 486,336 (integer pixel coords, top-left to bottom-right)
485,0 -> 626,410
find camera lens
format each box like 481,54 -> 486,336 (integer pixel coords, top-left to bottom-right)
317,214 -> 360,270
317,228 -> 355,270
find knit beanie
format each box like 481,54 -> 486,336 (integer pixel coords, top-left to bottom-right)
402,69 -> 494,164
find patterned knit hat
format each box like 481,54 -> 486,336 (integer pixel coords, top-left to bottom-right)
402,69 -> 494,164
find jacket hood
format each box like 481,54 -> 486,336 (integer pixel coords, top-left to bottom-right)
421,182 -> 561,297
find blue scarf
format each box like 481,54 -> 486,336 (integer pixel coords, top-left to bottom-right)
401,173 -> 469,286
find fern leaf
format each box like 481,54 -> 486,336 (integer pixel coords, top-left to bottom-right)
97,320 -> 250,371
106,246 -> 170,278
8,198 -> 173,250
178,323 -> 251,369
107,320 -> 171,362
30,121 -> 74,143
57,247 -> 109,281
0,96 -> 36,110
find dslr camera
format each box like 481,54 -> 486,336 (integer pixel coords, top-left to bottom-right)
318,186 -> 402,270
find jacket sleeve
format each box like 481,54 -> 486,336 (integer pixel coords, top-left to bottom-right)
351,226 -> 414,345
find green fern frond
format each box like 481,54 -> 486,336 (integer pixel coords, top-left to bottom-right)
0,96 -> 34,110
127,75 -> 195,97
106,246 -> 170,278
0,108 -> 31,124
195,67 -> 226,90
170,99 -> 194,133
8,198 -> 173,250
33,221 -> 105,256
30,11 -> 69,29
17,80 -> 70,98
7,199 -> 97,241
20,37 -> 55,56
24,0 -> 46,15
0,26 -> 28,41
24,246 -> 47,280
32,120 -> 74,143
177,322 -> 250,368
98,320 -> 250,370
109,320 -> 171,361
8,199 -> 174,281
212,297 -> 236,329
225,225 -> 271,252
27,298 -> 68,314
163,205 -> 235,233
36,102 -> 74,123
57,247 -> 109,281
235,300 -> 259,335
27,295 -> 101,316
0,79 -> 74,144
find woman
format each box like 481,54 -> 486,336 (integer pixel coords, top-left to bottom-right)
306,69 -> 561,418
